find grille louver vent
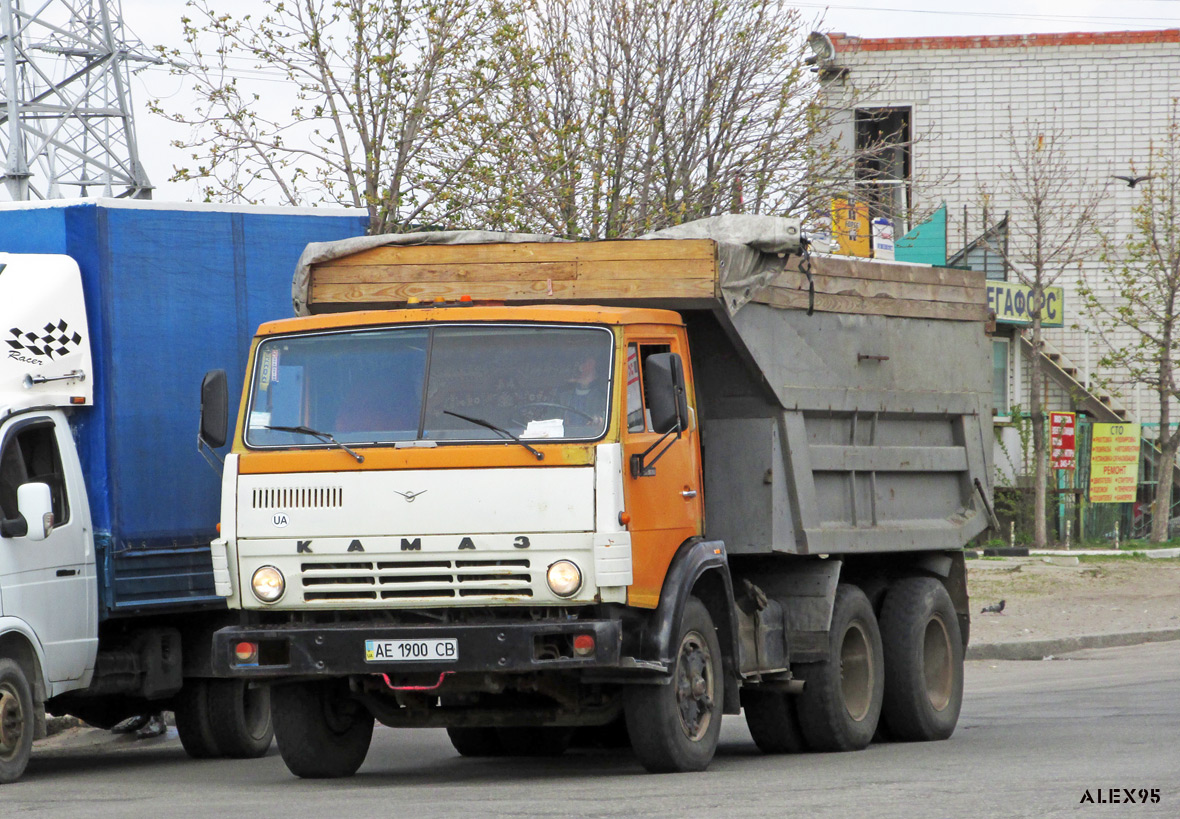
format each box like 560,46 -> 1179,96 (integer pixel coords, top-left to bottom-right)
299,558 -> 532,602
252,486 -> 343,509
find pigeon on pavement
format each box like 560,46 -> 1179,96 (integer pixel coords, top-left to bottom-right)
981,599 -> 1006,614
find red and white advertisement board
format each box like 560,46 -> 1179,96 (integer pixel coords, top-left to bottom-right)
1050,411 -> 1076,470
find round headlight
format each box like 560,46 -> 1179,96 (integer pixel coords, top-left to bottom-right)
546,560 -> 582,598
251,565 -> 286,603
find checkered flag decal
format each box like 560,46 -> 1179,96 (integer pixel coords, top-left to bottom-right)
7,320 -> 84,360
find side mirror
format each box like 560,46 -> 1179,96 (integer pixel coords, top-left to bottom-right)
200,369 -> 229,449
16,482 -> 53,540
644,353 -> 689,435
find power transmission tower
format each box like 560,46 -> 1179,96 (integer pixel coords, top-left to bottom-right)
1,0 -> 157,200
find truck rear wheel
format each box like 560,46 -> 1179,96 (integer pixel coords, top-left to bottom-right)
741,688 -> 807,753
0,659 -> 35,784
207,680 -> 274,758
272,681 -> 373,778
497,726 -> 574,756
795,584 -> 884,752
173,679 -> 221,759
879,577 -> 964,741
624,596 -> 723,773
446,727 -> 503,757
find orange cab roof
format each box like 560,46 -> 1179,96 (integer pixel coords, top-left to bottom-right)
256,304 -> 685,336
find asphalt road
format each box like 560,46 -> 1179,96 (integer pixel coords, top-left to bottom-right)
9,642 -> 1177,818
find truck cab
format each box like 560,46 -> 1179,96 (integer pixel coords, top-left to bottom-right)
1,254 -> 97,783
219,304 -> 700,614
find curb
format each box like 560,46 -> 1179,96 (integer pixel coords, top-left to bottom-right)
1029,548 -> 1180,558
967,628 -> 1180,661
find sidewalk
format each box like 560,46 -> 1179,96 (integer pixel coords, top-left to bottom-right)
966,553 -> 1180,661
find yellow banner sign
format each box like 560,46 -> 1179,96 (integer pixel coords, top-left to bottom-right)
986,281 -> 1064,327
1088,423 -> 1141,503
831,199 -> 871,258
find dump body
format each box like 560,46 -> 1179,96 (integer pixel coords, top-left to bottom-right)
298,233 -> 992,558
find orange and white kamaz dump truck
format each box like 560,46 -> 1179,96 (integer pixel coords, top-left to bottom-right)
198,216 -> 992,776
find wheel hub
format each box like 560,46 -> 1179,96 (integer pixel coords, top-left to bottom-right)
923,614 -> 953,711
0,686 -> 25,759
839,622 -> 874,722
674,631 -> 714,741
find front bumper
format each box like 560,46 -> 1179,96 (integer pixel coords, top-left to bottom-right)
212,619 -> 626,679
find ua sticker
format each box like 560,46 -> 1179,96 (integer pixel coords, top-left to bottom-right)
272,513 -> 289,527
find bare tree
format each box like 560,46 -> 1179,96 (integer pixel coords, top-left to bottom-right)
473,0 -> 854,239
153,0 -> 529,233
980,121 -> 1108,548
1081,99 -> 1180,542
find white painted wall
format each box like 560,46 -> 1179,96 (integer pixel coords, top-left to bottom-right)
827,33 -> 1180,427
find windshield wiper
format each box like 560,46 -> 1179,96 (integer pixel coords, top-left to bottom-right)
265,424 -> 365,463
443,410 -> 544,460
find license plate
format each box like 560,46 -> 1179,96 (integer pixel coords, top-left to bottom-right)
364,638 -> 458,662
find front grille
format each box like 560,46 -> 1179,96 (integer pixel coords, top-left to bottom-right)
299,557 -> 532,603
252,486 -> 343,509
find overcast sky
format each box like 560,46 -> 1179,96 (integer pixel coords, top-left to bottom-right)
116,0 -> 1180,204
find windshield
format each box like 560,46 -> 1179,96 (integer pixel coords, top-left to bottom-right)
244,324 -> 613,448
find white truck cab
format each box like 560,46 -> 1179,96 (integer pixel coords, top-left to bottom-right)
0,253 -> 97,783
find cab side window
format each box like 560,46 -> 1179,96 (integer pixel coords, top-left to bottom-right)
0,423 -> 70,527
625,342 -> 673,433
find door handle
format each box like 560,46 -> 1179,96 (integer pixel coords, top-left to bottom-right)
681,489 -> 698,499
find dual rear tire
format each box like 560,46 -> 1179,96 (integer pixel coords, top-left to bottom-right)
174,679 -> 274,760
743,578 -> 964,755
879,577 -> 964,741
793,584 -> 884,752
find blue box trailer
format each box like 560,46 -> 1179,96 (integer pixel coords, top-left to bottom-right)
0,200 -> 369,618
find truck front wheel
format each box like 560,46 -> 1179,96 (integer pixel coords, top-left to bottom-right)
271,681 -> 373,778
624,596 -> 723,773
0,658 -> 35,784
207,680 -> 274,758
795,584 -> 884,752
879,577 -> 964,741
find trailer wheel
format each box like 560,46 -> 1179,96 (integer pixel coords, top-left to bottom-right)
173,679 -> 222,759
446,727 -> 504,757
497,726 -> 574,756
741,688 -> 807,754
271,681 -> 373,778
0,659 -> 35,784
795,584 -> 884,752
624,596 -> 723,773
879,577 -> 964,741
206,680 -> 273,758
